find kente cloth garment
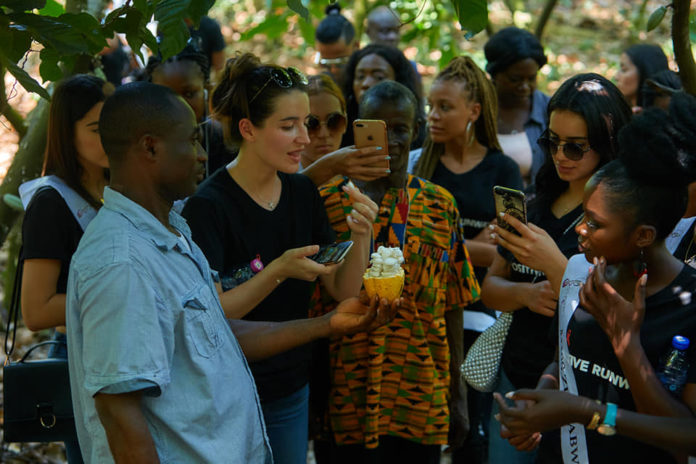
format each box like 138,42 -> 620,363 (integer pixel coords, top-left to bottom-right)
311,175 -> 480,447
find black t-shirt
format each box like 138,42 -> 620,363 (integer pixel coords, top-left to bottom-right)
182,169 -> 335,402
566,264 -> 696,463
21,187 -> 84,294
189,16 -> 225,66
500,202 -> 584,389
430,150 -> 523,240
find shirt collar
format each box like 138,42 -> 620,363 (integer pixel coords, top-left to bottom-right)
102,187 -> 191,251
528,90 -> 548,126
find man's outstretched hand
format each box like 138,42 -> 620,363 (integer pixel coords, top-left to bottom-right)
328,292 -> 404,336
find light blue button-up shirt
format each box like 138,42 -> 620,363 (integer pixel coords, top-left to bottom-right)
66,187 -> 272,463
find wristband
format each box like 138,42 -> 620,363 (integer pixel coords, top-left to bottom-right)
597,402 -> 617,436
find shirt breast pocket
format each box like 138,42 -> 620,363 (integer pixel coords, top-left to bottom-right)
181,284 -> 223,358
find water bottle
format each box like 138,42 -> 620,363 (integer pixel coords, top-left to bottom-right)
657,335 -> 690,398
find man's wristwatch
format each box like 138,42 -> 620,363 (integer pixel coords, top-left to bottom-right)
597,402 -> 617,436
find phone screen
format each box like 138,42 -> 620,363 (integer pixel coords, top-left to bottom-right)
311,241 -> 354,264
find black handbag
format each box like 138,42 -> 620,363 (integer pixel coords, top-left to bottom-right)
3,253 -> 77,443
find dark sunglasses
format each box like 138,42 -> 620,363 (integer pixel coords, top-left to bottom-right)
305,112 -> 347,134
537,131 -> 592,161
250,66 -> 308,103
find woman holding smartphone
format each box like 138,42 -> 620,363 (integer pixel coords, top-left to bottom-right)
300,74 -> 388,186
181,53 -> 378,464
19,74 -> 112,464
508,105 -> 696,463
482,74 -> 632,464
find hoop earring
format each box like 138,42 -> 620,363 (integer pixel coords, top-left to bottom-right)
466,120 -> 475,147
634,248 -> 648,278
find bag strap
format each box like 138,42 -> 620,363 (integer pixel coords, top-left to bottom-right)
18,341 -> 66,363
3,247 -> 23,364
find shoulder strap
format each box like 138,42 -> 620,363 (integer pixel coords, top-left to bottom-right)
4,247 -> 23,363
666,217 -> 696,255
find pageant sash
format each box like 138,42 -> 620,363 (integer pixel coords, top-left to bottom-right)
558,254 -> 593,464
19,175 -> 97,232
666,217 -> 696,254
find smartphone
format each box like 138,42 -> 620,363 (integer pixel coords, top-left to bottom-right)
311,241 -> 354,265
493,186 -> 527,236
353,119 -> 389,170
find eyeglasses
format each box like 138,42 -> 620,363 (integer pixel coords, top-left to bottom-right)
305,112 -> 347,134
250,66 -> 308,103
537,131 -> 592,161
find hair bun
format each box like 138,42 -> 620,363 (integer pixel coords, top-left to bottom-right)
325,3 -> 341,15
212,52 -> 261,115
618,107 -> 694,187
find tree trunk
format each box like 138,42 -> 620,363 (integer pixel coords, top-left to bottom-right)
0,63 -> 28,139
0,98 -> 49,247
534,0 -> 559,41
353,0 -> 369,46
673,0 -> 696,96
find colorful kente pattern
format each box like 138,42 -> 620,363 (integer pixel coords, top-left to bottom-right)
311,175 -> 480,448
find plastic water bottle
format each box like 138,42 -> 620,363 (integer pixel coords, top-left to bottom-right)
657,335 -> 690,398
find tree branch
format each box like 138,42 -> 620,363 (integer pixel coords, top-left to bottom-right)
534,0 -> 559,41
673,0 -> 696,96
0,64 -> 28,139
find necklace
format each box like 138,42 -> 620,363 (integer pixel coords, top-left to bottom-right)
228,168 -> 280,211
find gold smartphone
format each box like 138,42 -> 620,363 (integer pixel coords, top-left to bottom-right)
353,119 -> 389,169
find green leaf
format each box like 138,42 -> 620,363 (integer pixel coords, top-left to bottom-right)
39,47 -> 62,81
58,13 -> 108,54
188,0 -> 216,27
0,0 -> 46,11
647,5 -> 667,32
287,0 -> 309,21
9,12 -> 90,55
240,12 -> 289,41
298,12 -> 314,44
2,194 -> 24,212
155,0 -> 191,59
1,27 -> 33,62
37,0 -> 64,17
0,50 -> 50,99
452,0 -> 487,38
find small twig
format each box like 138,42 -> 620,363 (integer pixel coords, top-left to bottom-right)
398,0 -> 429,26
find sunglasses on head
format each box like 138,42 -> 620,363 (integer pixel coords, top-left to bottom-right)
305,112 -> 347,134
537,131 -> 592,161
250,66 -> 308,103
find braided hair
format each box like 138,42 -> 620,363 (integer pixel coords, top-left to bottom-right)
412,55 -> 500,180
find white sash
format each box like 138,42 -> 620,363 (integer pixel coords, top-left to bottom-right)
666,217 -> 696,254
19,175 -> 97,232
558,254 -> 593,464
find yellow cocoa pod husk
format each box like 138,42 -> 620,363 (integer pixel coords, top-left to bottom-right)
362,268 -> 405,301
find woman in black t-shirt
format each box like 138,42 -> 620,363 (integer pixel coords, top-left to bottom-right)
482,74 -> 632,464
182,53 -> 377,464
409,55 -> 523,463
509,98 -> 696,463
20,75 -> 112,464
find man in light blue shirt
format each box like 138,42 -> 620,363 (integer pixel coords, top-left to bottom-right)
67,82 -> 397,463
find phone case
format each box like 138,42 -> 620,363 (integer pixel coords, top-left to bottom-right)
493,186 -> 527,235
353,119 -> 389,169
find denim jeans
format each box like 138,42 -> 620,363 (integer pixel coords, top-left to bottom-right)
261,383 -> 309,464
49,332 -> 84,464
488,368 -> 538,464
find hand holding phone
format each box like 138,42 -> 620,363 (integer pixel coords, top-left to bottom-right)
353,119 -> 389,170
310,241 -> 354,265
